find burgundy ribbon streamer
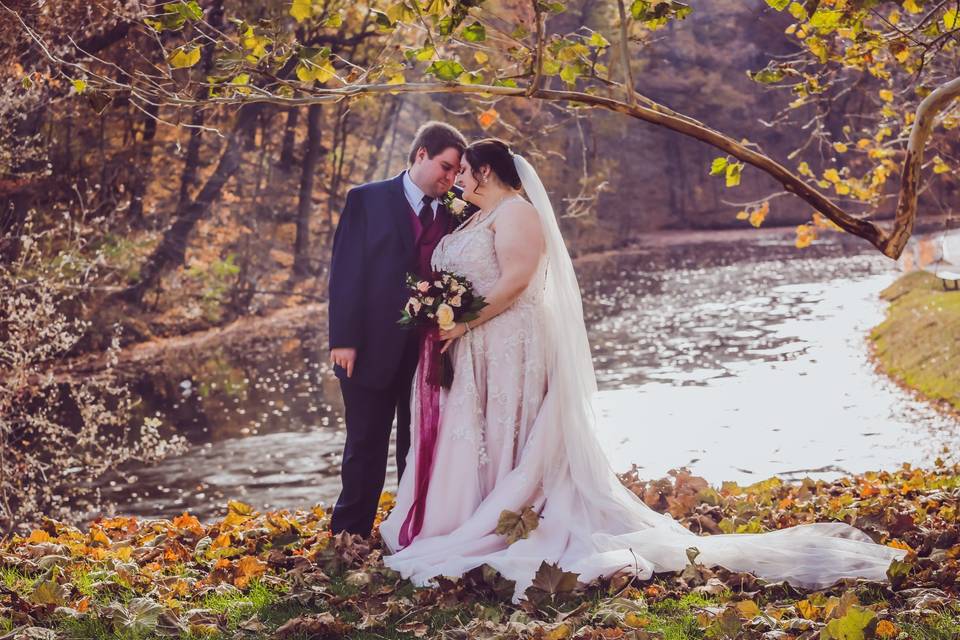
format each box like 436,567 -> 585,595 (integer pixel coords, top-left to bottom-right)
397,326 -> 444,547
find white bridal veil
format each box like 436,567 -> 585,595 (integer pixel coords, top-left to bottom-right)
510,152 -> 907,595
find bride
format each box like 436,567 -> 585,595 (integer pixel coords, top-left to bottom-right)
378,138 -> 906,602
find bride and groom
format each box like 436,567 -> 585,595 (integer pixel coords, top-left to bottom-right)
327,121 -> 905,601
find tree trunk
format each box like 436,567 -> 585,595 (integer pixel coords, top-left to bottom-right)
127,102 -> 160,225
293,104 -> 323,277
278,106 -> 300,171
362,96 -> 402,183
121,103 -> 264,303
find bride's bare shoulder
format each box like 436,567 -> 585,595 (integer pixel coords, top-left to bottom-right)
492,197 -> 538,228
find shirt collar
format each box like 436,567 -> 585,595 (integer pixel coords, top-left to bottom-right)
402,170 -> 437,211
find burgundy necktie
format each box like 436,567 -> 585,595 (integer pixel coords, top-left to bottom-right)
418,195 -> 434,228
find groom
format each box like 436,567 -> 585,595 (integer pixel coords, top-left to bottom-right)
328,121 -> 467,537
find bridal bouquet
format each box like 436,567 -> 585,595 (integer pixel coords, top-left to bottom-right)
399,270 -> 486,387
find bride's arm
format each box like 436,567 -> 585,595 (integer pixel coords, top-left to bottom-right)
439,200 -> 545,347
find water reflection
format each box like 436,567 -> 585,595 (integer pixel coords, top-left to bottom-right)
94,228 -> 960,523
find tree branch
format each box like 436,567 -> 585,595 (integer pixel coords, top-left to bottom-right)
887,74 -> 960,258
615,0 -> 636,106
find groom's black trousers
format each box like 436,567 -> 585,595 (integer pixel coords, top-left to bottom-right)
330,335 -> 419,536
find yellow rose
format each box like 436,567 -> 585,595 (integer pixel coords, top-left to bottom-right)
436,303 -> 456,331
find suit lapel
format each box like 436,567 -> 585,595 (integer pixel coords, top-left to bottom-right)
388,172 -> 415,255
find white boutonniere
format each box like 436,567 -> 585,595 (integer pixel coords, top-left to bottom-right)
442,190 -> 474,221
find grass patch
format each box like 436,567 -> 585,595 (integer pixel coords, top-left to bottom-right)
900,605 -> 960,640
871,270 -> 960,412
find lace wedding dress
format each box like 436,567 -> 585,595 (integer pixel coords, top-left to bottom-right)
379,176 -> 906,603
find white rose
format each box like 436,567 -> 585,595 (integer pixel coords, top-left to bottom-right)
405,297 -> 422,315
424,296 -> 434,306
417,281 -> 430,293
449,294 -> 462,308
436,303 -> 456,331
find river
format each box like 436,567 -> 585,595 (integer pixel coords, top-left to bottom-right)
93,226 -> 960,522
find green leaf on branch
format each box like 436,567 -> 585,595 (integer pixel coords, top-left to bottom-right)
462,22 -> 486,42
709,157 -> 728,175
765,0 -> 789,10
809,9 -> 843,32
173,1 -> 203,21
458,71 -> 485,85
588,31 -> 610,48
371,9 -> 394,29
169,46 -> 201,68
788,1 -> 808,20
725,162 -> 743,187
405,45 -> 436,62
296,60 -> 335,84
426,60 -> 465,81
748,67 -> 785,84
387,2 -> 417,24
560,63 -> 585,85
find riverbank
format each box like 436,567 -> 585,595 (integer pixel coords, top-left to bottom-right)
870,271 -> 960,416
2,464 -> 958,640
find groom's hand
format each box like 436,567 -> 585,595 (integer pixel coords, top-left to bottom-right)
330,347 -> 357,378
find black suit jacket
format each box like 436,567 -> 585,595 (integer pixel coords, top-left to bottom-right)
328,172 -> 455,389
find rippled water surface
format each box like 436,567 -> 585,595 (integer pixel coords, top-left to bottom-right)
95,228 -> 960,522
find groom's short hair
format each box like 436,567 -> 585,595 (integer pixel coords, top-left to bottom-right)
408,121 -> 467,165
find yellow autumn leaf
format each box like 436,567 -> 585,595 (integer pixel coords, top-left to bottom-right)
824,168 -> 841,182
876,620 -> 898,639
170,46 -> 201,68
749,208 -> 767,228
933,156 -> 950,174
795,224 -> 816,249
857,138 -> 872,149
387,72 -> 406,85
945,8 -> 959,30
736,600 -> 761,619
26,529 -> 52,544
888,538 -> 913,551
624,612 -> 650,628
798,161 -> 813,177
545,623 -> 571,640
903,0 -> 921,13
833,142 -> 848,153
290,0 -> 312,22
474,51 -> 489,64
879,89 -> 894,102
234,555 -> 268,589
736,210 -> 749,220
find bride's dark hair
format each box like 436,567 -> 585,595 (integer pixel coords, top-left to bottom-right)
464,138 -> 522,191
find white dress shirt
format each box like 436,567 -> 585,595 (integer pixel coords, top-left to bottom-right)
402,171 -> 439,218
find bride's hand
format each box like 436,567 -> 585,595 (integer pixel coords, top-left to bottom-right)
439,323 -> 468,353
